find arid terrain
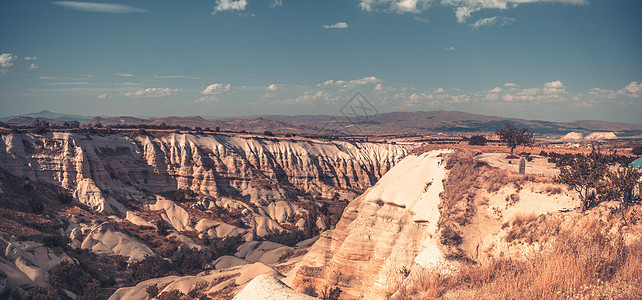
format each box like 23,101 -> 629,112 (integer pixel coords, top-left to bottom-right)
0,113 -> 640,300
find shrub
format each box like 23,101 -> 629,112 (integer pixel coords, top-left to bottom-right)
30,287 -> 66,300
440,227 -> 462,246
599,167 -> 641,205
155,219 -> 171,236
557,150 -> 608,211
146,284 -> 160,299
129,256 -> 172,281
50,261 -> 85,292
321,286 -> 342,300
56,191 -> 74,204
632,146 -> 642,156
468,135 -> 488,146
28,197 -> 44,214
78,280 -> 100,300
157,289 -> 184,300
303,284 -> 318,297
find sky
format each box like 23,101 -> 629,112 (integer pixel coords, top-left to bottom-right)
1,0 -> 641,123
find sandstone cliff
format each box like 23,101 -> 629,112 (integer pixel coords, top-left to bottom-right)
292,150 -> 454,298
0,132 -> 408,214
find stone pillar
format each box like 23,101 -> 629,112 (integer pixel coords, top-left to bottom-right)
519,157 -> 525,175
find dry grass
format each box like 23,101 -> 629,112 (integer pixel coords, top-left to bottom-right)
393,209 -> 642,300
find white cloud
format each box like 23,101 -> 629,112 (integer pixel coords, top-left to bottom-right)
202,83 -> 231,95
317,76 -> 381,90
195,96 -> 219,104
350,76 -> 381,85
359,0 -> 586,23
359,0 -> 432,14
622,81 -> 642,97
98,93 -> 108,99
414,16 -> 430,23
442,0 -> 587,23
0,53 -> 17,68
498,81 -> 568,102
28,63 -> 39,70
453,6 -> 479,23
267,84 -> 278,91
114,73 -> 134,77
24,56 -> 37,61
504,82 -> 516,87
270,0 -> 283,7
322,22 -> 349,29
52,1 -> 147,13
589,82 -> 642,100
318,79 -> 346,87
543,80 -> 566,94
470,16 -> 497,30
286,91 -> 341,105
444,46 -> 455,51
470,16 -> 515,30
212,0 -> 247,14
123,87 -> 179,98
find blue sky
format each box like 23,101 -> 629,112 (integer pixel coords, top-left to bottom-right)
1,0 -> 640,123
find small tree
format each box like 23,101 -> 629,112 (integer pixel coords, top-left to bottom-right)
600,167 -> 641,205
632,146 -> 642,156
495,123 -> 534,156
557,151 -> 608,212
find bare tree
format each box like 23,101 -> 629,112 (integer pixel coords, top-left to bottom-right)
495,123 -> 534,156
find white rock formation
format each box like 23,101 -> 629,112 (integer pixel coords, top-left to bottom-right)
80,222 -> 154,263
0,235 -> 73,290
293,150 -> 454,298
234,274 -> 316,300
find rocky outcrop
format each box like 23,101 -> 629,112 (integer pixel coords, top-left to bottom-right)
80,222 -> 154,263
0,234 -> 74,288
234,274 -> 316,300
292,151 -> 454,299
291,150 -> 588,299
0,133 -> 409,216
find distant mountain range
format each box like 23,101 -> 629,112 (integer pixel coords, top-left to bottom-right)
0,110 -> 95,122
3,110 -> 642,137
264,111 -> 642,137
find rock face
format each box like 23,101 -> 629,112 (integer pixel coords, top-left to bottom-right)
0,133 -> 409,216
292,151 -> 454,299
291,150 -> 586,299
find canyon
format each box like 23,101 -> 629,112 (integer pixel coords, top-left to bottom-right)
0,130 -> 640,299
0,131 -> 410,298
